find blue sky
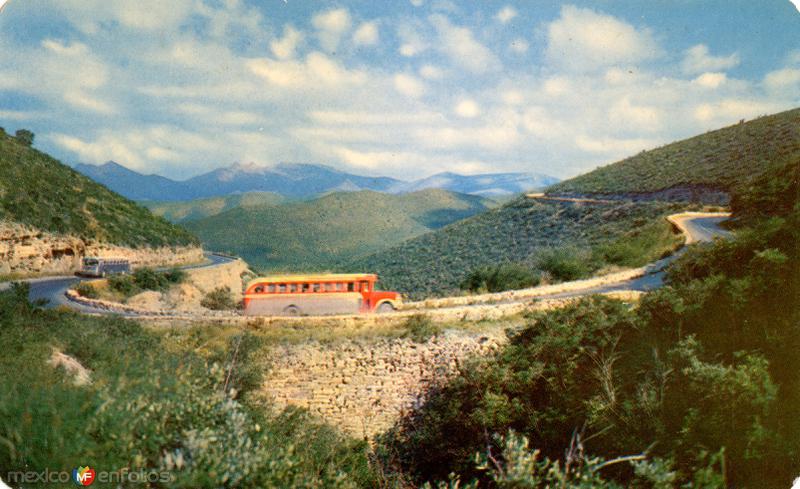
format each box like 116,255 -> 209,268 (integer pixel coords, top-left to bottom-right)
0,0 -> 798,180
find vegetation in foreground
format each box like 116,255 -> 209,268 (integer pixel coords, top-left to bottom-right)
0,129 -> 197,247
379,158 -> 799,488
0,284 -> 377,488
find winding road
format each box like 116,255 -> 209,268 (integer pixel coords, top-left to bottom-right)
2,213 -> 731,318
0,253 -> 235,313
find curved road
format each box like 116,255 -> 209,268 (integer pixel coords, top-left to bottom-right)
1,253 -> 235,313
4,214 -> 730,317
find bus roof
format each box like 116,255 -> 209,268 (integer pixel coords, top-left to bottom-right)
246,273 -> 377,287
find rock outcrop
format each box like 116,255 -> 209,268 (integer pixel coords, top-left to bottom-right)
0,220 -> 203,277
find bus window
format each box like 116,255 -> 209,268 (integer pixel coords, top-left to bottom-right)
336,283 -> 344,292
267,284 -> 275,293
324,283 -> 334,292
302,283 -> 310,293
313,283 -> 321,292
279,284 -> 287,293
289,284 -> 297,293
254,285 -> 264,294
348,282 -> 356,292
361,281 -> 370,292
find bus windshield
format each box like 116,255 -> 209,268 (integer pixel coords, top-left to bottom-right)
83,258 -> 99,266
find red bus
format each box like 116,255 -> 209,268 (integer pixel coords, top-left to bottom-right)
243,273 -> 401,316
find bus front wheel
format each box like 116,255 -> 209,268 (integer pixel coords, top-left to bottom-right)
376,302 -> 395,314
283,305 -> 301,316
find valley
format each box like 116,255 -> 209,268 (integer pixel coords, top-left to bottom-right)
1,99 -> 798,488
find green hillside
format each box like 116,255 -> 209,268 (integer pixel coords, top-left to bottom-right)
348,198 -> 684,298
549,107 -> 800,196
185,189 -> 495,270
353,109 -> 800,298
0,129 -> 196,247
144,191 -> 287,223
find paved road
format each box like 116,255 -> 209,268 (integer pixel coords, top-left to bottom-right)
3,214 -> 730,318
542,215 -> 729,300
1,253 -> 235,312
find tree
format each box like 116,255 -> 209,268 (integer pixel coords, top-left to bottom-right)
14,129 -> 34,146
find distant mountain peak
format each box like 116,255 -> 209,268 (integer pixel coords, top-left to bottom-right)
76,159 -> 559,202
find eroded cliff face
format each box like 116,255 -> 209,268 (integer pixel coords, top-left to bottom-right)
0,220 -> 204,277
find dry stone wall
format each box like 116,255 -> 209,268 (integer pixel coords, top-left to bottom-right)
0,220 -> 203,277
261,331 -> 507,439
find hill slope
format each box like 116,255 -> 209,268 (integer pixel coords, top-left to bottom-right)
348,198 -> 683,298
143,192 -> 287,223
184,189 -> 494,270
0,130 -> 196,247
351,108 -> 800,298
549,107 -> 800,197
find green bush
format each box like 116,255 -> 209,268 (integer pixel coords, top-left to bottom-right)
386,166 -> 800,488
0,287 -> 378,488
201,286 -> 237,310
14,129 -> 34,147
74,281 -> 99,299
403,314 -> 441,343
461,263 -> 540,293
536,247 -> 591,282
108,267 -> 187,297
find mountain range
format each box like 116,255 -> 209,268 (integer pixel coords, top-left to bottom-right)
74,161 -> 559,201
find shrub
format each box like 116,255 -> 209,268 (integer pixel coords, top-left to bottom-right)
403,314 -> 440,343
461,264 -> 539,293
0,286 -> 378,488
108,268 -> 188,298
132,267 -> 170,291
201,286 -> 237,310
75,281 -> 98,299
108,274 -> 139,296
14,129 -> 34,146
536,247 -> 590,282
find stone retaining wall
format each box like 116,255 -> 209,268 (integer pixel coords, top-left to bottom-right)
261,331 -> 507,439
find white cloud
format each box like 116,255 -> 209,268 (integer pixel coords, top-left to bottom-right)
681,44 -> 739,75
50,0 -> 194,33
353,21 -> 379,46
429,14 -> 500,74
608,98 -> 661,132
764,68 -> 800,92
312,8 -> 352,52
248,52 -> 367,89
393,73 -> 426,98
419,64 -> 445,80
495,6 -> 517,24
410,0 -> 424,6
270,25 -> 303,60
692,72 -> 727,89
545,5 -> 661,71
63,91 -> 116,115
509,39 -> 529,54
397,23 -> 427,57
454,99 -> 480,118
575,134 -> 655,156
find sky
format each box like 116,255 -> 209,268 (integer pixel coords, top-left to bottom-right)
0,1 -> 799,181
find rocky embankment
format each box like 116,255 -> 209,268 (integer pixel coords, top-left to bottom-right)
75,258 -> 251,315
261,330 -> 507,439
0,220 -> 203,277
